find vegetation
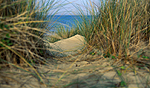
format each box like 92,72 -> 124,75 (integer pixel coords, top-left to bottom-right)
0,0 -> 63,84
0,0 -> 150,87
52,0 -> 150,87
54,0 -> 150,63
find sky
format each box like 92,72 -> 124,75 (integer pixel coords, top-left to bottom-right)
51,0 -> 100,15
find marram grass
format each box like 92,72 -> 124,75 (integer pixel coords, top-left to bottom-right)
56,0 -> 150,61
0,0 -> 64,85
54,0 -> 150,61
49,0 -> 150,68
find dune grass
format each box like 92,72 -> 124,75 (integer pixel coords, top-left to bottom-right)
53,0 -> 150,62
0,0 -> 65,85
51,0 -> 150,87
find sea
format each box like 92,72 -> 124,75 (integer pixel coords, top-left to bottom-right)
47,15 -> 92,32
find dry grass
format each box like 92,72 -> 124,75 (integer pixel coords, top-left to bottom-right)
51,0 -> 150,66
52,0 -> 150,87
65,0 -> 150,64
0,0 -> 63,84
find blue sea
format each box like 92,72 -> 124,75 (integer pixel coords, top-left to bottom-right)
47,15 -> 92,31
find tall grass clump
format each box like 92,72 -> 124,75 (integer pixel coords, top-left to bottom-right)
73,0 -> 150,64
0,0 -> 64,85
0,0 -> 62,67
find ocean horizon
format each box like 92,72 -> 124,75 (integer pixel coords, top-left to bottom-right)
47,15 -> 92,31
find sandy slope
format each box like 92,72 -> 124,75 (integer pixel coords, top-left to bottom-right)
0,55 -> 150,88
0,35 -> 150,88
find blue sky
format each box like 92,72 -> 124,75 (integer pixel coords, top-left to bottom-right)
52,0 -> 100,15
